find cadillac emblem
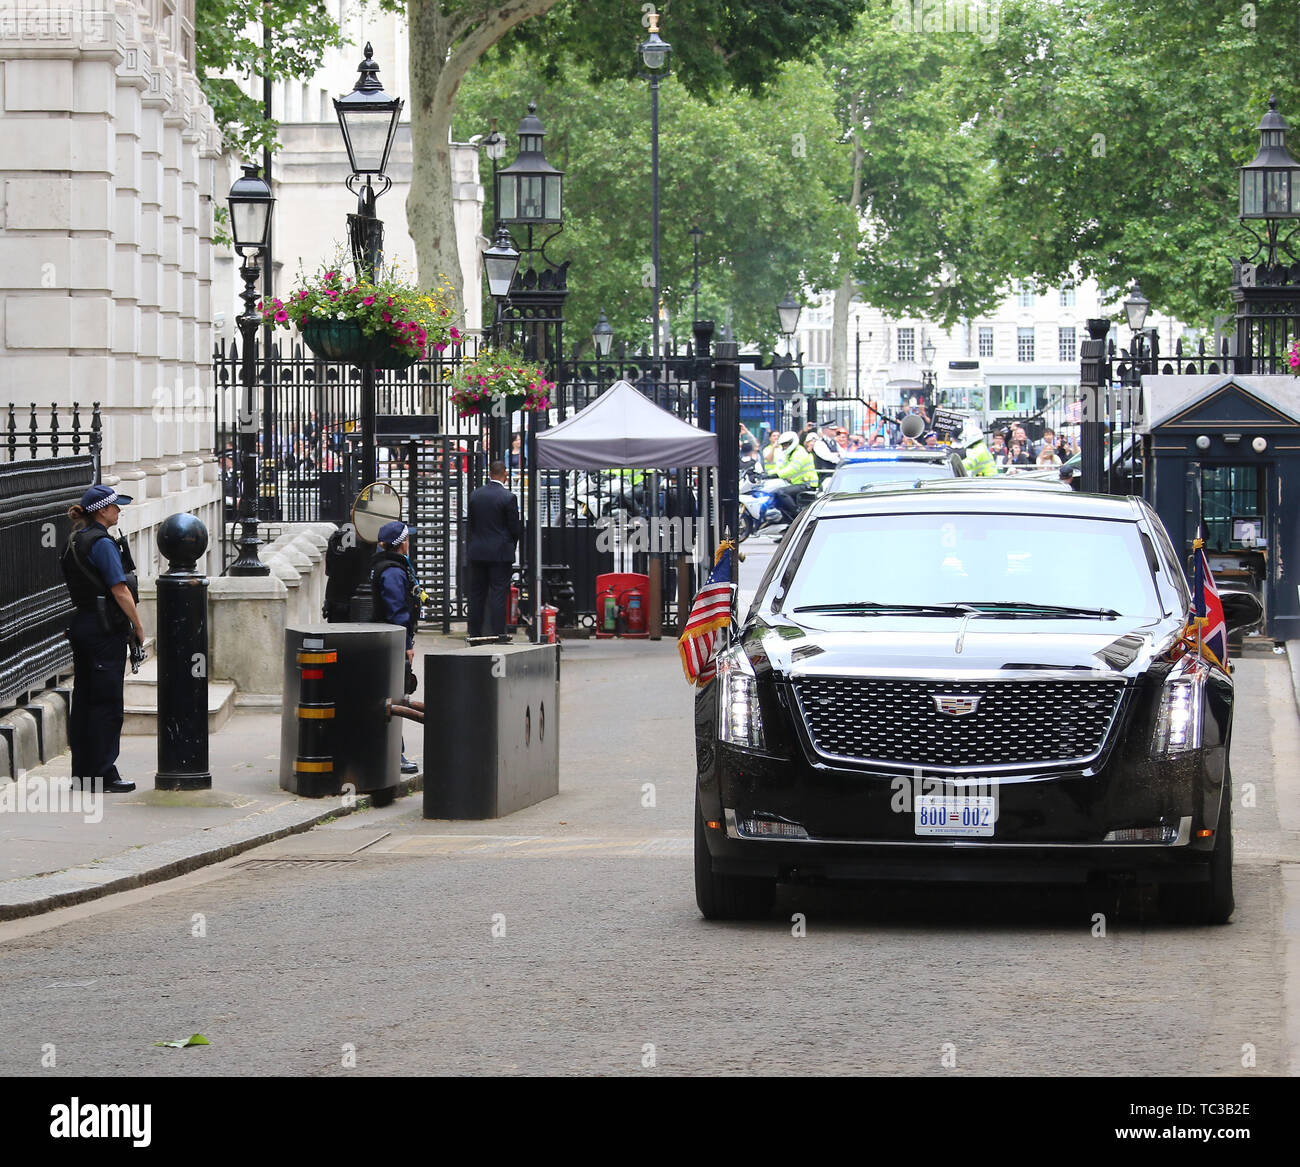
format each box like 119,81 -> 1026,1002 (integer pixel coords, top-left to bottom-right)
933,694 -> 982,716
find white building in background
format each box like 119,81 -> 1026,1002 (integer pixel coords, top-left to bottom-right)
0,0 -> 224,571
214,1 -> 485,341
795,277 -> 1190,433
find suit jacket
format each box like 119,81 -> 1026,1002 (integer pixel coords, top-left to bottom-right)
467,479 -> 522,563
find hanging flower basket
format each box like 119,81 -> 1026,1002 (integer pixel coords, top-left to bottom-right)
300,318 -> 418,369
268,255 -> 461,369
450,349 -> 553,417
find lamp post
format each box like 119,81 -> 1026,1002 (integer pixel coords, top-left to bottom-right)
690,225 -> 702,325
920,334 -> 937,410
775,290 -> 803,419
639,12 -> 671,366
482,224 -> 521,460
483,118 -> 507,232
333,43 -> 403,486
1235,98 -> 1300,371
494,103 -> 567,646
225,162 -> 274,577
592,310 -> 614,359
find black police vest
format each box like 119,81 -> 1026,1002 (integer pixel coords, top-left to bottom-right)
61,525 -> 138,613
369,551 -> 418,621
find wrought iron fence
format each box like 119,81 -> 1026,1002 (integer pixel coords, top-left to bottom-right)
216,335 -> 717,632
1,403 -> 101,707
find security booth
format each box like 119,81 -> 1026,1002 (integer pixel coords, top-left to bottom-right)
1141,374 -> 1300,642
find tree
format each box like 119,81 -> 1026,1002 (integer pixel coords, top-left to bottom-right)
195,0 -> 343,159
819,3 -> 1009,393
955,0 -> 1300,327
455,54 -> 853,351
391,0 -> 865,300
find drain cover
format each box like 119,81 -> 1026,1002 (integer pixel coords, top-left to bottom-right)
233,858 -> 358,870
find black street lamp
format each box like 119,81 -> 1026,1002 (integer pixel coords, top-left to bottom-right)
592,310 -> 614,358
483,118 -> 507,232
921,334 -> 937,407
333,43 -> 402,486
639,12 -> 671,364
225,162 -> 274,577
1239,97 -> 1300,268
483,225 -> 521,310
496,103 -> 563,228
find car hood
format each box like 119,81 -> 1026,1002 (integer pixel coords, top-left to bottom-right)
746,614 -> 1173,678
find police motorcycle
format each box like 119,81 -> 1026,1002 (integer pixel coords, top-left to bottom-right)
565,470 -> 646,522
739,466 -> 818,542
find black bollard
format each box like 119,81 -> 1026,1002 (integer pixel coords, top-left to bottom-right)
155,513 -> 212,790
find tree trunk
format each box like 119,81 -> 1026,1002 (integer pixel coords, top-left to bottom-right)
405,1 -> 565,312
830,111 -> 865,397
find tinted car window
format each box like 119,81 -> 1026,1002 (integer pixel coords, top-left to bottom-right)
776,513 -> 1160,616
828,459 -> 956,491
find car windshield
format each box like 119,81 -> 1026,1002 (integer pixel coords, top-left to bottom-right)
829,459 -> 954,490
775,512 -> 1159,617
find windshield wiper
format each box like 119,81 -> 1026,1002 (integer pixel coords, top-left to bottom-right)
952,602 -> 1122,619
792,602 -> 983,616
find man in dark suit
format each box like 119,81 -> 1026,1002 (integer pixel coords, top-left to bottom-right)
467,460 -> 522,639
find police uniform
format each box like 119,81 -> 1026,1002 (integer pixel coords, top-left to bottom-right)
60,485 -> 139,793
370,520 -> 420,774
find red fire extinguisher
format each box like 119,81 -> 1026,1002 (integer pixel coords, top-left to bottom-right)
509,585 -> 520,629
541,604 -> 557,644
601,586 -> 619,634
624,586 -> 647,636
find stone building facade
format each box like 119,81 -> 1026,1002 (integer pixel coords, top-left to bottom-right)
0,0 -> 223,574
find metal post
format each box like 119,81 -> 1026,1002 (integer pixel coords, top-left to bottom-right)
155,514 -> 211,790
1079,317 -> 1110,494
348,180 -> 384,485
650,73 -> 661,364
713,339 -> 740,544
227,254 -> 269,575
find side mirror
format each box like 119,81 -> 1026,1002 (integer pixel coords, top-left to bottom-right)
1220,587 -> 1264,638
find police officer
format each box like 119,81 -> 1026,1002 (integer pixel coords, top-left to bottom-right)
60,485 -> 145,793
771,430 -> 818,523
371,520 -> 420,775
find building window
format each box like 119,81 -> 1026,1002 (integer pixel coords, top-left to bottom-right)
897,327 -> 915,363
1060,285 -> 1076,307
1017,328 -> 1035,362
1059,326 -> 1077,362
800,367 -> 828,391
1017,282 -> 1035,308
977,326 -> 994,358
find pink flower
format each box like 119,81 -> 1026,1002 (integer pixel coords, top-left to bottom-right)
274,309 -> 288,323
381,311 -> 391,322
325,271 -> 336,280
434,342 -> 447,353
450,327 -> 461,340
363,296 -> 375,306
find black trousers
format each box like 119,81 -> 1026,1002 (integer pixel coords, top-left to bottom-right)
468,561 -> 513,636
67,609 -> 128,784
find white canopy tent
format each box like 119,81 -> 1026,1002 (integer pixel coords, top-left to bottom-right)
536,379 -> 718,469
534,379 -> 720,582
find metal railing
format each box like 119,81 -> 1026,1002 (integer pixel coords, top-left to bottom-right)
1,403 -> 101,707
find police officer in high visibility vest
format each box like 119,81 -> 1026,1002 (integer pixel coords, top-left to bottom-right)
771,431 -> 818,522
60,485 -> 145,793
960,419 -> 998,477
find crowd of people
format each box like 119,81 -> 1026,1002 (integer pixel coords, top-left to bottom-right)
739,413 -> 1079,480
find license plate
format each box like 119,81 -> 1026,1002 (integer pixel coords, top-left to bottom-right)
914,795 -> 995,837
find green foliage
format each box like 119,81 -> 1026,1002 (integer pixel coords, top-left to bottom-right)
195,0 -> 344,159
456,56 -> 853,351
499,0 -> 866,98
955,0 -> 1300,327
822,2 -> 1009,325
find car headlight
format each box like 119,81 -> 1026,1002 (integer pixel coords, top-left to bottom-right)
717,649 -> 766,751
1151,658 -> 1206,754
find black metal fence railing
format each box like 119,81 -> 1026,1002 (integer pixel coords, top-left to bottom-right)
1,403 -> 101,707
218,336 -> 718,632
